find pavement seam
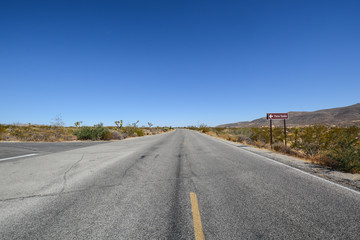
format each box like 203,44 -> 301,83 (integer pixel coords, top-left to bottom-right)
60,153 -> 85,194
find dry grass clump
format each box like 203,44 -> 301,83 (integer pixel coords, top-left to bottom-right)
311,155 -> 339,170
110,130 -> 127,140
272,142 -> 304,158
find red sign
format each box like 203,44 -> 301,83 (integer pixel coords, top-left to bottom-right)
267,113 -> 289,120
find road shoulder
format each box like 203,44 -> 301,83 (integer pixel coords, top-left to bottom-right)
200,132 -> 360,192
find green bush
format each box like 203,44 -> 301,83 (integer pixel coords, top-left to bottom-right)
249,127 -> 269,144
73,123 -> 110,140
328,126 -> 360,172
121,126 -> 136,136
297,125 -> 329,157
93,123 -> 111,140
135,128 -> 145,136
73,127 -> 92,140
273,127 -> 285,143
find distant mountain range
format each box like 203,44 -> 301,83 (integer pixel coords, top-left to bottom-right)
217,103 -> 360,128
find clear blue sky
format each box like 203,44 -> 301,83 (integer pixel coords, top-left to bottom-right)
1,0 -> 360,127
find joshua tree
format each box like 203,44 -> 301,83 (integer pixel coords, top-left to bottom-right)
115,120 -> 123,130
74,121 -> 82,128
132,120 -> 140,129
148,122 -> 153,128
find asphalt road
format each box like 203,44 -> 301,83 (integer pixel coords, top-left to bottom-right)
0,129 -> 359,239
0,141 -> 105,160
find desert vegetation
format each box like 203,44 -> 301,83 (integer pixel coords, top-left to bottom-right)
0,120 -> 173,142
0,124 -> 77,142
188,125 -> 360,173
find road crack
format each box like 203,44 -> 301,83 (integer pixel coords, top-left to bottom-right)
60,153 -> 85,194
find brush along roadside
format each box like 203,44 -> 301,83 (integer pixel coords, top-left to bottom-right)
188,125 -> 360,174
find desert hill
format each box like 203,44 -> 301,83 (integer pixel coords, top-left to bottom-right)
217,103 -> 360,128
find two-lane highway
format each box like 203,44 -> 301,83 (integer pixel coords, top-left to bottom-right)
0,129 -> 359,239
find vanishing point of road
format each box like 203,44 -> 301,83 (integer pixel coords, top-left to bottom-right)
0,129 -> 359,239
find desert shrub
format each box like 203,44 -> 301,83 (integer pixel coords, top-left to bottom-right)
53,126 -> 67,139
93,123 -> 111,140
135,128 -> 145,136
122,133 -> 129,138
199,124 -> 210,133
273,127 -> 285,143
249,127 -> 269,144
73,127 -> 92,140
202,127 -> 209,133
198,124 -> 360,173
289,127 -> 301,149
121,126 -> 136,137
110,130 -> 127,140
272,142 -> 303,157
253,141 -> 268,148
212,127 -> 225,135
0,124 -> 7,135
230,128 -> 252,137
237,135 -> 251,143
327,126 -> 360,172
273,142 -> 290,153
10,127 -> 25,140
313,154 -> 339,169
201,127 -> 210,133
297,125 -> 329,157
186,126 -> 199,131
73,123 -> 110,140
227,135 -> 238,142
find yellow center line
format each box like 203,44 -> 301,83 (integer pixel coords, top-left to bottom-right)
190,192 -> 205,240
184,140 -> 187,145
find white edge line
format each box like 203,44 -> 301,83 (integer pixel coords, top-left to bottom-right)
200,131 -> 360,196
0,153 -> 38,162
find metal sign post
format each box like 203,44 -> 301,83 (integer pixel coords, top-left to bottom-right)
270,119 -> 273,148
267,113 -> 289,149
284,119 -> 287,146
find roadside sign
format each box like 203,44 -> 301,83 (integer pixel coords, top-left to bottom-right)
267,113 -> 289,120
266,113 -> 289,149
